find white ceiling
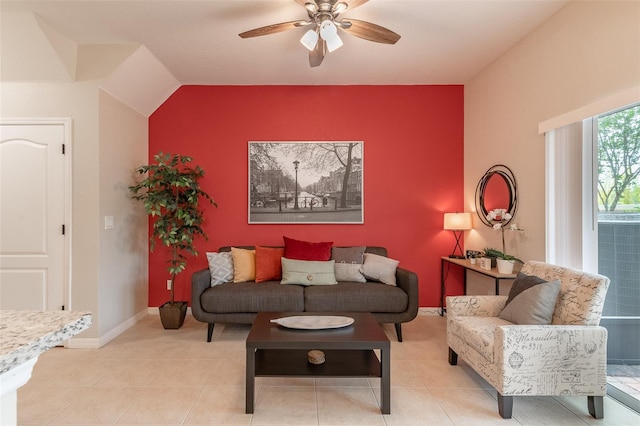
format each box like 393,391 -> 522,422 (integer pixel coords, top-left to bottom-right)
2,0 -> 569,85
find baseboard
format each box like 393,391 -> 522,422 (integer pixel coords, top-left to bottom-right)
65,309 -> 148,349
418,307 -> 440,316
66,306 -> 432,349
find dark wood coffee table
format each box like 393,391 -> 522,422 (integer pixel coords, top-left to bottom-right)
245,312 -> 391,414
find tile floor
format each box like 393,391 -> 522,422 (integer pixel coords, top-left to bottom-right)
18,314 -> 640,425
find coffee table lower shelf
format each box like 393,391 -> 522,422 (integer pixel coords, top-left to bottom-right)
254,349 -> 380,377
246,348 -> 389,414
245,313 -> 390,415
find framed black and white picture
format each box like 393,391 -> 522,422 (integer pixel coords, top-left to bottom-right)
248,141 -> 363,224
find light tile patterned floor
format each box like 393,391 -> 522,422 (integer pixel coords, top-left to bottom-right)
18,314 -> 640,425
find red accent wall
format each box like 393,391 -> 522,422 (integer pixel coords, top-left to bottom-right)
148,85 -> 465,308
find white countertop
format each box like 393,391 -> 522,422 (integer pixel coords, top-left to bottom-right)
0,310 -> 92,375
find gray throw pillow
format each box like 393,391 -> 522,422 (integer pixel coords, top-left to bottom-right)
504,272 -> 547,307
499,279 -> 561,325
331,246 -> 366,264
331,246 -> 366,282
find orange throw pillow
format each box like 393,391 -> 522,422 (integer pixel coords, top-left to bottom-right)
255,246 -> 285,283
231,247 -> 256,282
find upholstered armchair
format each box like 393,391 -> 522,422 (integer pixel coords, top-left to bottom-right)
447,261 -> 610,419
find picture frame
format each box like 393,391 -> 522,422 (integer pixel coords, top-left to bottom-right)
248,141 -> 363,224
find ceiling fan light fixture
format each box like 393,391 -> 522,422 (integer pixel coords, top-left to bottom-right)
300,28 -> 319,51
304,2 -> 318,14
319,20 -> 343,52
324,32 -> 343,52
332,2 -> 348,15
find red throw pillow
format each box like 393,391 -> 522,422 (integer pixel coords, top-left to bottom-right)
283,236 -> 333,261
255,246 -> 285,283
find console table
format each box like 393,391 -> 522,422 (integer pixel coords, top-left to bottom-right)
440,257 -> 517,316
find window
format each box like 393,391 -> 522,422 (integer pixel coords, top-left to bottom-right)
545,103 -> 640,411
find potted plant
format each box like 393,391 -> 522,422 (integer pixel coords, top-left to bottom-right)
482,247 -> 523,271
483,208 -> 525,273
129,152 -> 216,329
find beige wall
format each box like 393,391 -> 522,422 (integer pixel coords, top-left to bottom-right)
1,79 -> 102,335
464,1 -> 640,270
0,45 -> 150,341
98,90 -> 148,337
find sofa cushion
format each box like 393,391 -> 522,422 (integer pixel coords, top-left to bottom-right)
448,316 -> 513,363
255,246 -> 284,283
283,236 -> 333,261
304,282 -> 408,313
206,251 -> 234,286
281,258 -> 338,286
499,279 -> 561,325
200,281 -> 304,313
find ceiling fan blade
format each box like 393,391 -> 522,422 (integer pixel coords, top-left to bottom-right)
239,21 -> 308,38
309,39 -> 326,67
295,0 -> 317,7
296,0 -> 367,13
339,18 -> 400,44
344,0 -> 369,10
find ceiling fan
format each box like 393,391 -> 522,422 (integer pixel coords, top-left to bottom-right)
239,0 -> 401,67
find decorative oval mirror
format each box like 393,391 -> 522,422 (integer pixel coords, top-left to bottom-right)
475,164 -> 518,227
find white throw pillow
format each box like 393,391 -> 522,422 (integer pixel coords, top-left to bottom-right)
360,253 -> 399,286
206,252 -> 234,286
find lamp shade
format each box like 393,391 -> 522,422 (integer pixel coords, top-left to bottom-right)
300,29 -> 319,51
443,212 -> 472,231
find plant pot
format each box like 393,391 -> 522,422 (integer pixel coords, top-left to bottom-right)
159,301 -> 187,329
496,258 -> 515,274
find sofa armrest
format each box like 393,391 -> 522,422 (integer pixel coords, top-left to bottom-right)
396,267 -> 419,318
494,325 -> 608,394
446,295 -> 508,317
191,268 -> 211,321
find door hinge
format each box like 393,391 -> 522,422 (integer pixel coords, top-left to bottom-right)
62,224 -> 65,235
62,143 -> 66,154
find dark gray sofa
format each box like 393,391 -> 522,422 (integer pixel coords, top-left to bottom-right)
191,246 -> 419,342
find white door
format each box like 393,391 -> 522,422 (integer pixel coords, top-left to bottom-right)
0,120 -> 69,310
